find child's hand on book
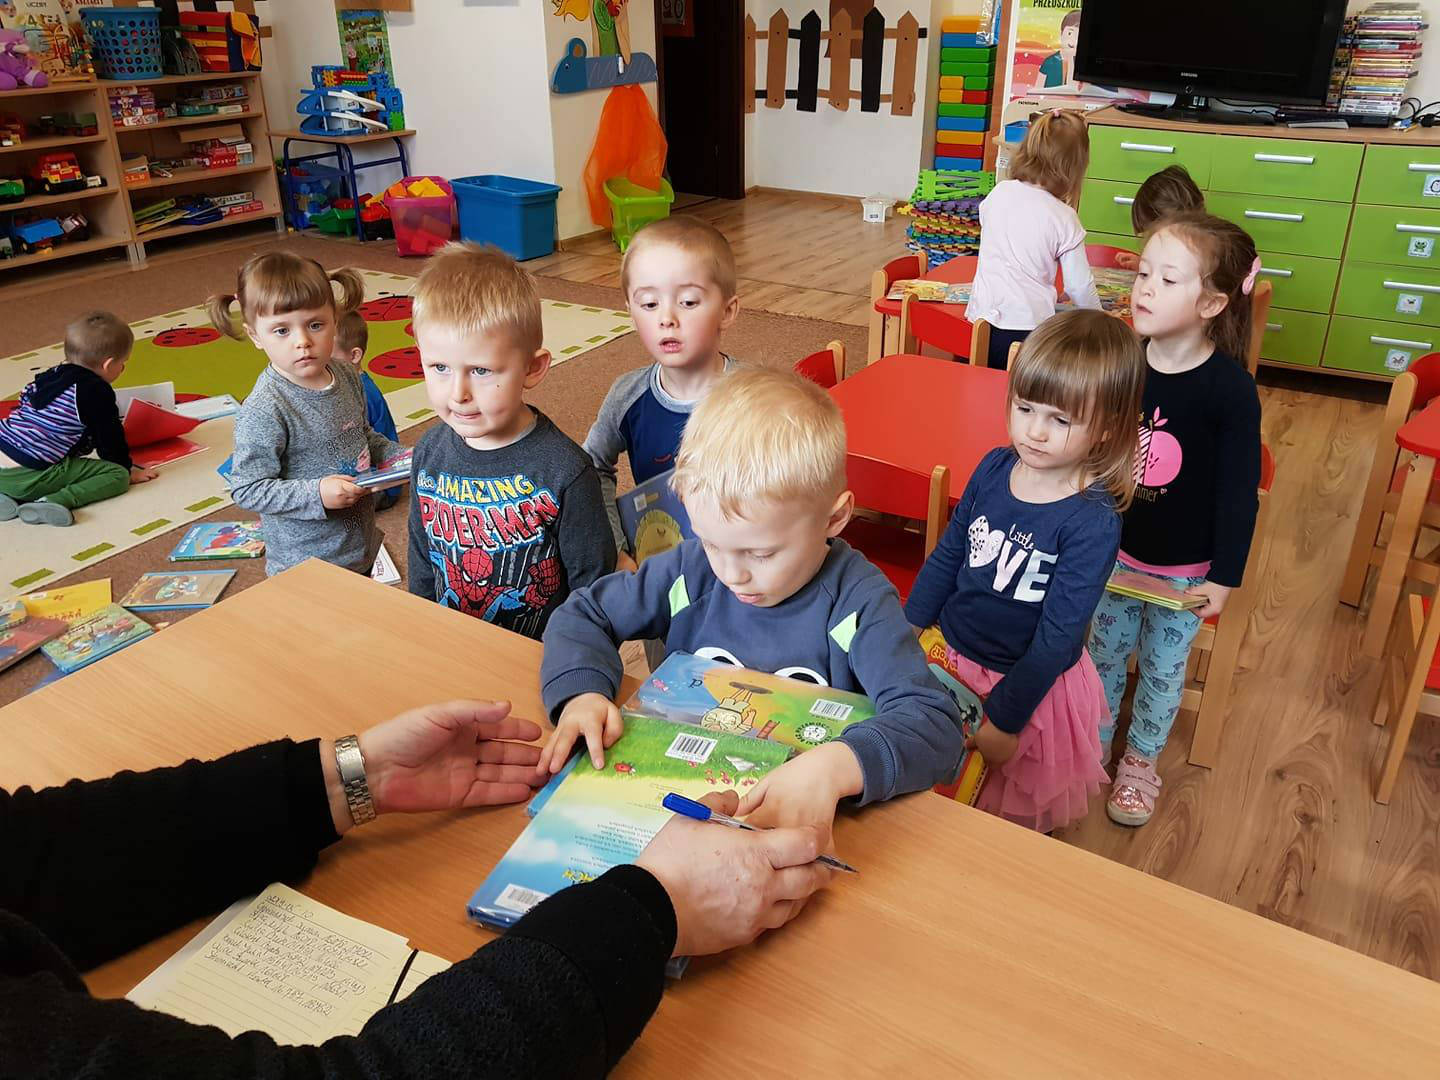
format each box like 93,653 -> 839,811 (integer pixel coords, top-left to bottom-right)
737,743 -> 864,833
129,466 -> 159,484
320,474 -> 367,509
538,692 -> 624,774
615,551 -> 639,574
1184,580 -> 1231,618
968,720 -> 1019,766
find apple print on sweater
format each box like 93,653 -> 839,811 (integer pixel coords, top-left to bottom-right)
1136,407 -> 1182,487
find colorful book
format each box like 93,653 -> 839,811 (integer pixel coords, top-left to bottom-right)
370,544 -> 400,586
885,279 -> 970,304
1058,266 -> 1135,319
0,616 -> 68,673
525,754 -> 579,817
168,521 -> 264,561
119,569 -> 235,610
122,398 -> 205,469
0,599 -> 27,631
41,604 -> 154,674
354,449 -> 412,491
1106,570 -> 1207,611
21,579 -> 112,623
616,467 -> 692,564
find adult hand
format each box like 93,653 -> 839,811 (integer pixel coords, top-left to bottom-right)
129,466 -> 159,484
968,720 -> 1019,766
536,692 -> 623,775
1185,580 -> 1231,619
636,790 -> 834,957
320,474 -> 366,509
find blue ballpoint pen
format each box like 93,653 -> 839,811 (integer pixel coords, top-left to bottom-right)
661,792 -> 859,873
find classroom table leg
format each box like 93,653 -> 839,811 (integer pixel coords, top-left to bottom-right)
1364,452 -> 1435,658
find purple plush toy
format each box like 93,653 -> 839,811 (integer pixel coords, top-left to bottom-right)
0,29 -> 48,91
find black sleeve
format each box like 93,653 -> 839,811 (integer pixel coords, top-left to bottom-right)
557,463 -> 618,592
1207,368 -> 1262,588
0,739 -> 339,971
74,376 -> 134,471
0,865 -> 675,1079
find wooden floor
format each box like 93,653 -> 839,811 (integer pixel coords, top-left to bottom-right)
538,192 -> 1440,981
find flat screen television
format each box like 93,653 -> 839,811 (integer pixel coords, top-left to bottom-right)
1073,0 -> 1349,113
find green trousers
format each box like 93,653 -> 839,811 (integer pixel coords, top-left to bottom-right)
0,457 -> 129,510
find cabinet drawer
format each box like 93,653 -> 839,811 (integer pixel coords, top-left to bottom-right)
1206,192 -> 1351,258
1323,315 -> 1438,376
1087,126 -> 1213,186
1210,137 -> 1361,202
1254,250 -> 1339,313
1335,260 -> 1440,328
1085,230 -> 1141,253
1079,179 -> 1142,235
1357,144 -> 1440,209
1346,203 -> 1440,267
1258,308 -> 1328,367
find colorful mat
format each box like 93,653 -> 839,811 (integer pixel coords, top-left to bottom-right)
1,271 -> 633,599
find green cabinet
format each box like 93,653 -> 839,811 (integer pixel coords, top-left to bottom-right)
1087,125 -> 1214,186
1357,145 -> 1440,209
1346,204 -> 1440,268
1206,192 -> 1351,259
1078,178 -> 1142,236
1335,260 -> 1440,328
1252,250 -> 1339,313
1210,137 -> 1362,203
1323,315 -> 1439,376
1259,309 -> 1329,368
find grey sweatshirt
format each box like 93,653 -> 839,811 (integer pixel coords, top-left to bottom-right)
541,538 -> 967,805
230,362 -> 402,576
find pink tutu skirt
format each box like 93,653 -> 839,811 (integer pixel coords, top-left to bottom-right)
930,638 -> 1109,832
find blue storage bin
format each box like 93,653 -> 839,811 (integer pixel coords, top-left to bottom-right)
452,175 -> 562,261
81,8 -> 163,81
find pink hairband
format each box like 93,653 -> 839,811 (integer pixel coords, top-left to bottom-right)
1241,256 -> 1262,296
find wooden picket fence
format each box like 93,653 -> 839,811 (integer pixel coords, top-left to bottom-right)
745,8 -> 926,116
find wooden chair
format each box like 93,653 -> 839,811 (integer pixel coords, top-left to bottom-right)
794,341 -> 846,389
1244,279 -> 1273,378
1339,353 -> 1440,609
840,455 -> 950,603
868,251 -> 928,363
1372,588 -> 1440,803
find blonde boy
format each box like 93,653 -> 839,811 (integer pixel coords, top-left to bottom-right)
408,243 -> 614,640
583,217 -> 740,570
539,368 -> 966,828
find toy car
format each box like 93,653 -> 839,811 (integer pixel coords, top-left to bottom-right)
57,211 -> 88,241
0,177 -> 24,204
30,153 -> 86,195
0,113 -> 23,146
10,217 -> 64,254
0,235 -> 13,259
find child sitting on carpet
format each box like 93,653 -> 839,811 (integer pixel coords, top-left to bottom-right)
334,310 -> 401,512
0,311 -> 158,527
212,252 -> 403,577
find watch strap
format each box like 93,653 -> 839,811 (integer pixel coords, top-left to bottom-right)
334,735 -> 376,825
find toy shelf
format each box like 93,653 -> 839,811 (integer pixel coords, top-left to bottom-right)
131,71 -> 264,88
0,81 -> 103,100
137,203 -> 279,243
1,233 -> 131,271
6,186 -> 119,212
119,110 -> 262,131
0,133 -> 109,157
126,162 -> 273,191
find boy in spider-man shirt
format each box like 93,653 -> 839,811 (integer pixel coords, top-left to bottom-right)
407,244 -> 615,640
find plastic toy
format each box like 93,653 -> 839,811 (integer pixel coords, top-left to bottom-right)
0,29 -> 48,91
0,113 -> 23,146
300,66 -> 405,134
30,153 -> 85,195
57,211 -> 88,241
10,217 -> 63,254
0,177 -> 24,203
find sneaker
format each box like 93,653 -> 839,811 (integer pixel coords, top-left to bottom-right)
0,492 -> 16,521
1107,750 -> 1161,826
17,499 -> 74,527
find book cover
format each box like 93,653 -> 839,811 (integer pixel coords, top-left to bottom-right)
1058,266 -> 1134,319
1106,570 -> 1207,611
21,579 -> 111,622
174,394 -> 240,421
123,397 -> 201,447
525,754 -> 579,817
119,569 -> 235,610
168,521 -> 264,561
616,468 -> 692,564
468,715 -> 791,935
0,599 -> 27,631
41,604 -> 153,674
354,448 -> 412,491
0,616 -> 67,673
131,437 -> 206,468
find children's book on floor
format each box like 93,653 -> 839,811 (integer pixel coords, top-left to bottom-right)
41,604 -> 153,673
0,616 -> 68,673
173,394 -> 240,421
370,543 -> 400,586
616,468 -> 692,565
168,521 -> 264,561
20,579 -> 112,622
121,396 -> 205,468
1,600 -> 28,631
1105,570 -> 1206,611
119,569 -> 236,611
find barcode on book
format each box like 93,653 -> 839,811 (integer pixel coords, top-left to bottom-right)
632,492 -> 649,511
665,731 -> 718,764
494,884 -> 549,914
810,698 -> 854,722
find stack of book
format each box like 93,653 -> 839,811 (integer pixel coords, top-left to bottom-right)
108,85 -> 159,127
1338,3 -> 1427,119
133,198 -> 187,234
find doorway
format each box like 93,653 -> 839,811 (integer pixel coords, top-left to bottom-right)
654,1 -> 745,201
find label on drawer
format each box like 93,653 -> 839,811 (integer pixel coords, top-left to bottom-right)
1387,348 -> 1413,372
1397,293 -> 1425,315
1424,174 -> 1440,198
1410,236 -> 1435,259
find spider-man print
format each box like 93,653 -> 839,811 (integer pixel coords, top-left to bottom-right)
432,546 -> 562,621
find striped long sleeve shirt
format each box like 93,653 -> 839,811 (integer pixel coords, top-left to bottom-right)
0,364 -> 133,472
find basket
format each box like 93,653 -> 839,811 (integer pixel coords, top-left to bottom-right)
604,177 -> 674,252
385,176 -> 455,257
81,8 -> 163,81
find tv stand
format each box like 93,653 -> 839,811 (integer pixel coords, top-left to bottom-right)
1118,97 -> 1274,127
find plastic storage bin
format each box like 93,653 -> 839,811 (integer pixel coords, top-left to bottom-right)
81,8 -> 163,81
604,177 -> 674,252
452,175 -> 562,261
385,176 -> 454,257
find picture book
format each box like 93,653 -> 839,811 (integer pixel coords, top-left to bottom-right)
0,616 -> 67,673
885,279 -> 970,304
41,604 -> 153,674
1058,266 -> 1135,319
21,578 -> 111,622
525,754 -> 579,817
174,394 -> 240,422
370,544 -> 400,586
468,715 -> 791,946
621,651 -> 874,752
354,449 -> 412,491
119,569 -> 235,611
1106,571 -> 1206,611
0,599 -> 27,631
122,398 -> 204,469
914,627 -> 989,806
616,467 -> 692,564
1,0 -> 93,84
168,521 -> 264,561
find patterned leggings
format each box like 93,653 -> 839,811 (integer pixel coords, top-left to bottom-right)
1086,561 -> 1207,760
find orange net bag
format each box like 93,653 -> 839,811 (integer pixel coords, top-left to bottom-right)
582,84 -> 668,229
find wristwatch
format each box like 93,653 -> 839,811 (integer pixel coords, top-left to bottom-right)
334,735 -> 377,825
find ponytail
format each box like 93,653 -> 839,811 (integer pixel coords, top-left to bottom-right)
206,252 -> 364,337
329,266 -> 365,316
206,292 -> 245,339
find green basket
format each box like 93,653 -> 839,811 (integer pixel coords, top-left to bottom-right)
604,177 -> 675,252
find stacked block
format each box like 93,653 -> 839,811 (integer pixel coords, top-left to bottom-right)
935,15 -> 996,172
898,169 -> 995,267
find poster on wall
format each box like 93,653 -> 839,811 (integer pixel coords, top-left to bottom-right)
1004,0 -> 1168,106
337,9 -> 393,80
660,0 -> 693,38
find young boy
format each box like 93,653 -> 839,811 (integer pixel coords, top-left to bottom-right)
0,311 -> 157,527
408,243 -> 615,640
538,368 -> 967,830
334,310 -> 401,511
1116,166 -> 1205,269
584,216 -> 740,570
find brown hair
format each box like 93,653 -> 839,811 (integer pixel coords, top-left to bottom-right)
1009,109 -> 1089,207
1147,211 -> 1258,362
412,242 -> 543,353
206,252 -> 364,338
1060,8 -> 1081,32
64,311 -> 134,370
1131,165 -> 1205,233
621,215 -> 738,299
1009,309 -> 1146,510
335,310 -> 369,357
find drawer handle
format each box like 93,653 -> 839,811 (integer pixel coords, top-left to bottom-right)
1258,267 -> 1293,278
1245,210 -> 1304,222
1371,335 -> 1433,349
1253,153 -> 1315,165
1384,279 -> 1440,295
1407,163 -> 1440,172
1112,196 -> 1135,206
1396,223 -> 1440,235
1266,322 -> 1284,331
1119,141 -> 1175,154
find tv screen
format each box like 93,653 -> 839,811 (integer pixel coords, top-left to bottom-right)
1074,0 -> 1348,106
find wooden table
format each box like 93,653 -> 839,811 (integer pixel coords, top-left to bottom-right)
6,559 -> 1440,1076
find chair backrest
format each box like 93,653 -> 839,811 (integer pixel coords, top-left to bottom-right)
1007,340 -> 1021,370
847,454 -> 951,554
1407,352 -> 1440,409
1244,279 -> 1273,378
1084,242 -> 1135,269
899,293 -> 973,358
969,318 -> 991,368
868,251 -> 930,306
794,340 -> 846,389
1259,442 -> 1276,494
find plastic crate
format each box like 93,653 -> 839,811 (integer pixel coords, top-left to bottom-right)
385,176 -> 454,257
81,8 -> 163,81
452,175 -> 562,261
603,176 -> 674,252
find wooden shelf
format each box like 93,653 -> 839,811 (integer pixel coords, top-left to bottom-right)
113,110 -> 259,132
106,71 -> 261,88
0,81 -> 103,100
5,185 -> 119,212
136,204 -> 281,243
0,133 -> 107,157
127,162 -> 273,191
0,235 -> 129,271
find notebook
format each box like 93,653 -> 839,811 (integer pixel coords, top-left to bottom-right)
1106,570 -> 1206,611
128,884 -> 450,1045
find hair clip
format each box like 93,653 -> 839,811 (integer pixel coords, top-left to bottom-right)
1241,255 -> 1262,296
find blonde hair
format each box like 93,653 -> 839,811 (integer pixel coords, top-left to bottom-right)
1009,309 -> 1146,510
1010,109 -> 1090,207
64,310 -> 133,370
206,252 -> 364,338
621,216 -> 738,299
1146,211 -> 1258,363
412,242 -> 543,353
335,310 -> 368,357
672,367 -> 845,517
